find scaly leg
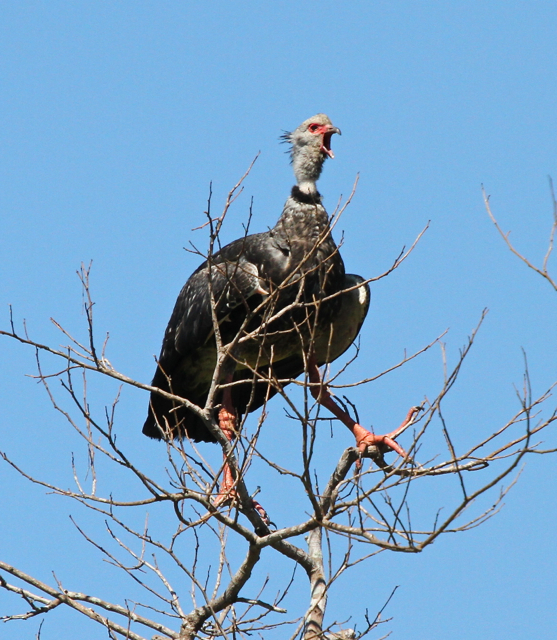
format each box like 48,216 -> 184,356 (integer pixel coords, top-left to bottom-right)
215,405 -> 237,498
307,354 -> 420,461
213,390 -> 270,525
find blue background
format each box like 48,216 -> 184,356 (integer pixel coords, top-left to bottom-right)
1,2 -> 556,639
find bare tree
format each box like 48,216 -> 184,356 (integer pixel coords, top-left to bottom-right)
483,179 -> 557,292
1,173 -> 556,640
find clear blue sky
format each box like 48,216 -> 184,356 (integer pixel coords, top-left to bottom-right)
1,2 -> 556,638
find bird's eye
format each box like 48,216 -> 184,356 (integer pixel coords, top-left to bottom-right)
308,123 -> 320,133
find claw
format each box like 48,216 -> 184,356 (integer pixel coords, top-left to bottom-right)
306,354 -> 421,468
353,424 -> 408,458
213,487 -> 271,527
251,499 -> 272,527
353,405 -> 422,461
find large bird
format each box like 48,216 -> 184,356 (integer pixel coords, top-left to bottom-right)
143,114 -> 414,500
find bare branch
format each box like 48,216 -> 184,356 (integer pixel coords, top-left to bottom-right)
483,183 -> 557,292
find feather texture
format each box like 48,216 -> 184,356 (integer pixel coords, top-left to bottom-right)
143,115 -> 369,442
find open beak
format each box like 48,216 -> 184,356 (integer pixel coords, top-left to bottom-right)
321,125 -> 341,159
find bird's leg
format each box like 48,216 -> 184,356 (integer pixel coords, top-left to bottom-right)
215,403 -> 238,499
213,380 -> 270,525
307,354 -> 420,462
213,379 -> 239,501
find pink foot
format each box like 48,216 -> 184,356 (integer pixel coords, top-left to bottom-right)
353,406 -> 422,464
213,479 -> 271,527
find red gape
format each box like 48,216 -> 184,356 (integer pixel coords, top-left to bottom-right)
307,353 -> 419,461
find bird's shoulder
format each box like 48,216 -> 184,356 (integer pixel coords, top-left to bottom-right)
158,232 -> 276,362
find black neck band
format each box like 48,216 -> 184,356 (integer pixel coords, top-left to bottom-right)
291,185 -> 322,205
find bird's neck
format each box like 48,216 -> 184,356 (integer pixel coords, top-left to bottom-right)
296,179 -> 318,196
274,187 -> 327,236
292,147 -> 325,193
290,184 -> 322,206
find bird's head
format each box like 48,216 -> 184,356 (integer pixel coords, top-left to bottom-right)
281,114 -> 341,195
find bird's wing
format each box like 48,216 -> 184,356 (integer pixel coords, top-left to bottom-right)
159,254 -> 266,370
313,273 -> 370,364
267,273 -> 370,387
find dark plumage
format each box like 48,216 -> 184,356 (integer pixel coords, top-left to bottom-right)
143,114 -> 370,443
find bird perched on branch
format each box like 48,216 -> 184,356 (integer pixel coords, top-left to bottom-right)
143,114 -> 416,499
